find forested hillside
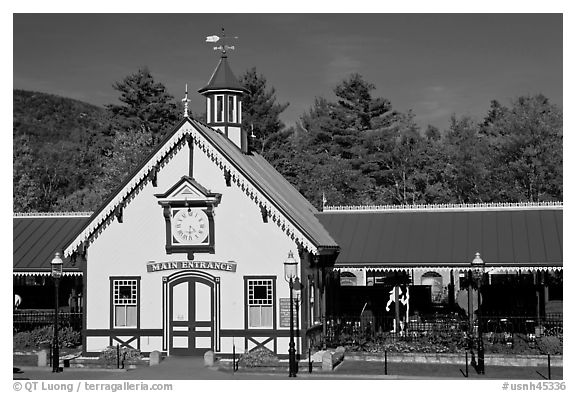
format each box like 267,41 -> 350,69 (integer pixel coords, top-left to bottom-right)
13,68 -> 563,213
13,90 -> 113,212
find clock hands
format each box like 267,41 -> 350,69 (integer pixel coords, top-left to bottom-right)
173,209 -> 208,243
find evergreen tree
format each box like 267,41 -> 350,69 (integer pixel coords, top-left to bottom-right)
481,95 -> 562,202
425,124 -> 441,141
239,67 -> 289,154
334,73 -> 396,131
442,116 -> 491,203
107,67 -> 180,145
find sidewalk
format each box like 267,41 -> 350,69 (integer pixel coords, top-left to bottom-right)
13,357 -> 563,380
333,360 -> 563,380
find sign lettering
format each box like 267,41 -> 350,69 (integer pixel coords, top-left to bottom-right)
279,298 -> 298,328
146,260 -> 237,273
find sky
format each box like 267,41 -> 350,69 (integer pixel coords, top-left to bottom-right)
13,13 -> 562,131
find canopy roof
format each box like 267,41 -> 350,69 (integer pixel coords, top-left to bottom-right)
13,213 -> 89,274
316,204 -> 562,269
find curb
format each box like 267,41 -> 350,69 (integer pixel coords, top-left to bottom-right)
13,366 -> 128,373
344,352 -> 563,367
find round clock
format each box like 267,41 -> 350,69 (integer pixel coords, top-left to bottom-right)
172,208 -> 209,244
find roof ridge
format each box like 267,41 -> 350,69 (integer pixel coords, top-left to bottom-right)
323,202 -> 563,212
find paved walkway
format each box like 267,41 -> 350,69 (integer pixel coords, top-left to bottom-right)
334,360 -> 563,380
13,357 -> 563,380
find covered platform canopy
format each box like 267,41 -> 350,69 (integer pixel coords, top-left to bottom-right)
13,213 -> 90,276
316,202 -> 562,272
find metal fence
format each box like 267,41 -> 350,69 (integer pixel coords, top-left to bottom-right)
13,311 -> 82,332
325,313 -> 563,343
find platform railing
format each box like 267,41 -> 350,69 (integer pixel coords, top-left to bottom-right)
13,311 -> 82,332
324,313 -> 563,343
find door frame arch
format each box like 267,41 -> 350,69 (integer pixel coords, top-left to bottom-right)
162,270 -> 221,354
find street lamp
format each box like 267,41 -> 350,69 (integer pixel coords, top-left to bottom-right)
51,252 -> 63,373
284,251 -> 298,378
471,252 -> 485,375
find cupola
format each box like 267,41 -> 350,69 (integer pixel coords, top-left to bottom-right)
199,48 -> 249,153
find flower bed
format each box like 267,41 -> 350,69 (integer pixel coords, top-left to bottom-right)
323,330 -> 562,355
99,346 -> 144,368
238,347 -> 281,368
13,326 -> 81,351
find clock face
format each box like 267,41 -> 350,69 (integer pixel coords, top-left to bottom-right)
172,208 -> 209,244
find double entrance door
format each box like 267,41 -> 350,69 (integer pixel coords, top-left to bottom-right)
169,276 -> 215,355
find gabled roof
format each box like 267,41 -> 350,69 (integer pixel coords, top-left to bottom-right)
63,117 -> 338,256
316,203 -> 562,269
196,121 -> 338,252
13,213 -> 90,274
198,55 -> 248,94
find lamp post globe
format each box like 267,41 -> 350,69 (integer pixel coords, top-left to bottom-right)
51,252 -> 63,373
472,252 -> 485,375
283,251 -> 298,377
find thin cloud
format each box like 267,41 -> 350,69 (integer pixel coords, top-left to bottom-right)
412,85 -> 462,126
325,55 -> 363,84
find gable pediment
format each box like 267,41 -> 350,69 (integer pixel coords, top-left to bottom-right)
155,176 -> 222,206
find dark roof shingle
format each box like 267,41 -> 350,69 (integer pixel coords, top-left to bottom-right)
13,215 -> 88,272
198,55 -> 248,94
316,208 -> 562,268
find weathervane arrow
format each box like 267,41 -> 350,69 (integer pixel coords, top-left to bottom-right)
206,28 -> 238,55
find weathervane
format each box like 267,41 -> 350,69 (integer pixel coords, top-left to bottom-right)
206,27 -> 238,55
182,84 -> 190,118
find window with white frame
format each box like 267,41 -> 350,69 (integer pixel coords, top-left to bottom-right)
238,101 -> 242,123
216,95 -> 224,122
228,95 -> 236,123
247,279 -> 274,328
112,279 -> 138,328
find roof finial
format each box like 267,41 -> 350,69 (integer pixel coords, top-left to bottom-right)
182,84 -> 190,118
205,27 -> 238,56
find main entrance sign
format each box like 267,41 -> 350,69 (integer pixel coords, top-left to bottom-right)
147,260 -> 237,273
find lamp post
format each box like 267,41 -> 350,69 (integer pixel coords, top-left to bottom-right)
51,252 -> 63,373
471,252 -> 485,375
284,251 -> 298,377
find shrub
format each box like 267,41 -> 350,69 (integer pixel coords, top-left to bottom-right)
238,347 -> 280,367
13,326 -> 81,350
99,346 -> 143,365
538,336 -> 563,355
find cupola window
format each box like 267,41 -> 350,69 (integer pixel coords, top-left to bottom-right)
216,95 -> 224,122
228,95 -> 236,123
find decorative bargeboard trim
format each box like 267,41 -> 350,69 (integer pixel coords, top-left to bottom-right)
13,271 -> 83,276
63,120 -> 319,257
333,266 -> 563,272
324,201 -> 562,213
14,212 -> 93,218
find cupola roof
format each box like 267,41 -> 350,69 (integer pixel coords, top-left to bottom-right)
198,54 -> 248,94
